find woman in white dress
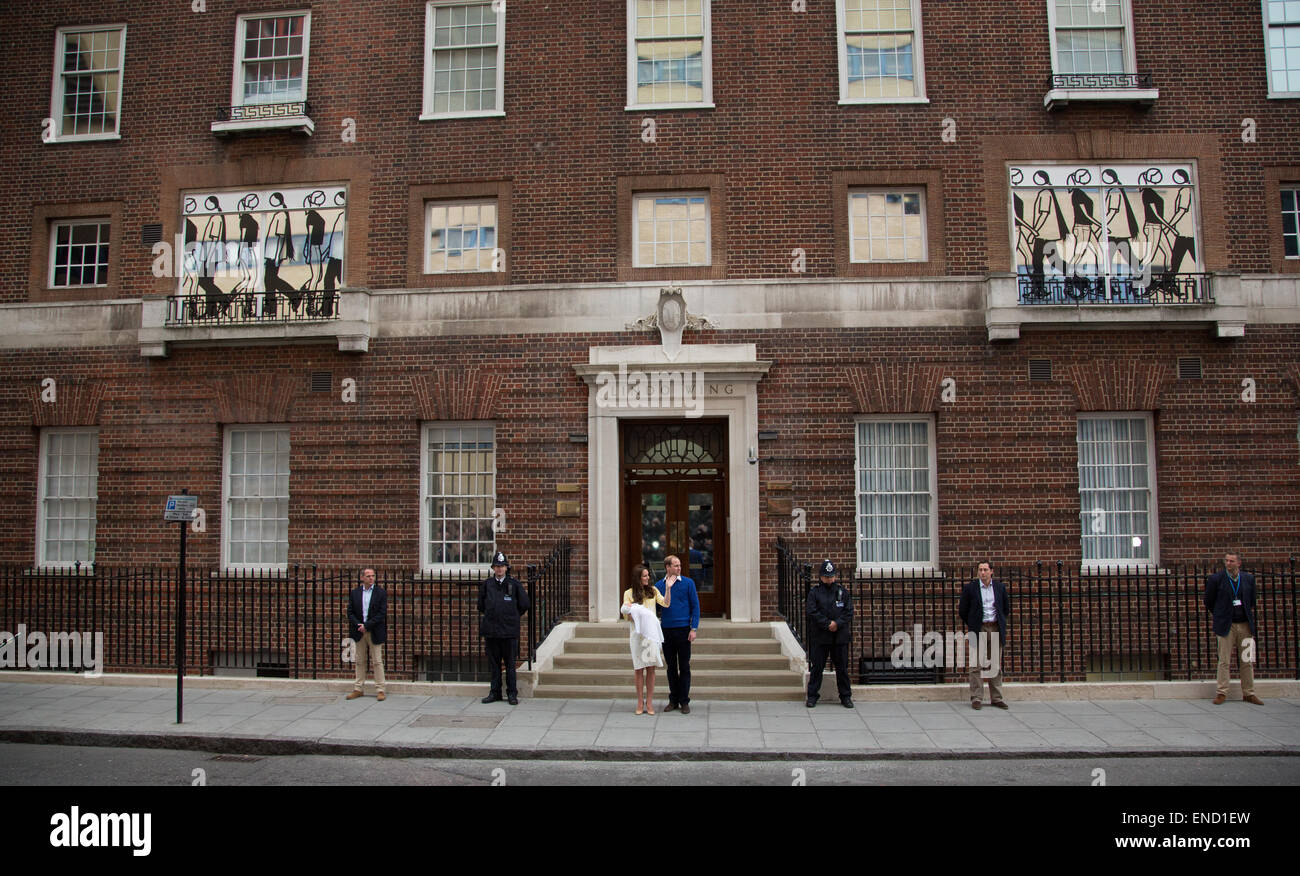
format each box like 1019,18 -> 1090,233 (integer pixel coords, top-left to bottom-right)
621,563 -> 671,715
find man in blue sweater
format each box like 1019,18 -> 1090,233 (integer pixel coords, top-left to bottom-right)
656,555 -> 700,714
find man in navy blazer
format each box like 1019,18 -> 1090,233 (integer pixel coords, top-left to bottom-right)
1204,552 -> 1262,705
346,568 -> 387,701
958,562 -> 1009,710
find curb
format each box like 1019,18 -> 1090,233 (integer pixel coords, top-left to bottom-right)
2,727 -> 1297,762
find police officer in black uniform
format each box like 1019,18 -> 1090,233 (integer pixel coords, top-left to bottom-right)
478,551 -> 531,704
806,559 -> 854,708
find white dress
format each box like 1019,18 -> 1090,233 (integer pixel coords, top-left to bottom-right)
623,602 -> 665,670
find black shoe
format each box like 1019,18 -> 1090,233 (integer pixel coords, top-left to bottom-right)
806,698 -> 817,708
664,702 -> 679,712
481,693 -> 502,704
680,703 -> 690,715
507,695 -> 518,705
841,698 -> 855,709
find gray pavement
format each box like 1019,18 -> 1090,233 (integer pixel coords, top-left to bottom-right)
2,678 -> 1300,760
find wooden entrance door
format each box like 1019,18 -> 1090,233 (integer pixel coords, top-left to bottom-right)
620,420 -> 729,617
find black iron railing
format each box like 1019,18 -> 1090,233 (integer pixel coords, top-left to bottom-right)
0,540 -> 573,683
776,539 -> 1299,684
1018,272 -> 1213,305
525,537 -> 573,669
1049,73 -> 1154,90
165,291 -> 340,326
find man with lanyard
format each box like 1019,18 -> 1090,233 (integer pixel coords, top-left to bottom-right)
958,561 -> 1008,710
806,559 -> 854,708
656,555 -> 700,714
478,551 -> 531,705
1204,552 -> 1263,705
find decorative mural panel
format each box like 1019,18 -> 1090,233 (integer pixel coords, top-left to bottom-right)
1009,163 -> 1202,303
178,185 -> 346,318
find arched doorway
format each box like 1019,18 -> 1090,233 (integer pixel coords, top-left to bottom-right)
620,419 -> 729,616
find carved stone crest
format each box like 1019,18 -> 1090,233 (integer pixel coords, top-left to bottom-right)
626,285 -> 716,360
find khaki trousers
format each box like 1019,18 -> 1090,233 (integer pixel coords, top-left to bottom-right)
353,631 -> 386,694
1215,621 -> 1254,698
968,624 -> 1005,703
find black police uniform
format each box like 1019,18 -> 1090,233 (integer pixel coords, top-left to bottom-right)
806,563 -> 853,706
478,555 -> 531,702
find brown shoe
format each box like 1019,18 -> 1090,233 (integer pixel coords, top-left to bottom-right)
346,691 -> 363,700
971,700 -> 982,710
664,702 -> 679,712
680,703 -> 691,715
1212,694 -> 1226,705
376,692 -> 386,702
1243,695 -> 1264,706
990,700 -> 1009,710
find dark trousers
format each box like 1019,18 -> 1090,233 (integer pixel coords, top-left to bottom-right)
485,637 -> 519,697
807,641 -> 852,702
663,626 -> 692,705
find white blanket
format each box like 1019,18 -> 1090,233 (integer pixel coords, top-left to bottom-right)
623,603 -> 664,643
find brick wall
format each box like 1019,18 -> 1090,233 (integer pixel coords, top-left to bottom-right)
2,1 -> 1297,302
3,325 -> 1298,617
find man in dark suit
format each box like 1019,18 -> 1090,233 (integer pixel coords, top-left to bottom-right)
958,561 -> 1009,710
478,552 -> 530,705
346,568 -> 387,701
1204,551 -> 1262,705
805,559 -> 854,708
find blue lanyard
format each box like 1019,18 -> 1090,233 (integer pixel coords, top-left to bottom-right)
1227,575 -> 1240,599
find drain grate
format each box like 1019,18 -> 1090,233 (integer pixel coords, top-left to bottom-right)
209,754 -> 262,763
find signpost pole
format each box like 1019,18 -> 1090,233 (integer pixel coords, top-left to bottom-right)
176,488 -> 188,724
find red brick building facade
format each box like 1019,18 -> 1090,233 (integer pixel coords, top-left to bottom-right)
2,1 -> 1298,634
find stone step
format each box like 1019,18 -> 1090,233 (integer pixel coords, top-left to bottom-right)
536,668 -> 801,687
539,621 -> 806,701
564,638 -> 784,655
531,684 -> 806,701
553,653 -> 793,670
573,622 -> 776,640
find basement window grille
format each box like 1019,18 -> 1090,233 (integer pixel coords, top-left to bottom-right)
310,371 -> 332,392
1028,359 -> 1052,381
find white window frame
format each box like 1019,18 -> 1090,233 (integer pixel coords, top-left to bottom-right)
854,415 -> 938,572
632,191 -> 712,268
48,24 -> 126,143
1076,412 -> 1159,570
626,0 -> 714,111
229,10 -> 312,109
48,218 -> 111,288
1283,184 -> 1300,259
422,1 -> 506,120
848,188 -> 928,262
1263,0 -> 1300,98
424,198 -> 500,272
1046,0 -> 1136,75
222,426 -> 290,573
835,0 -> 928,105
36,428 -> 98,569
420,422 -> 497,573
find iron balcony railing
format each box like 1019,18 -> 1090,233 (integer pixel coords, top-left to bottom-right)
1049,73 -> 1154,90
0,539 -> 573,682
776,538 -> 1299,684
1018,272 -> 1213,305
165,291 -> 340,326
